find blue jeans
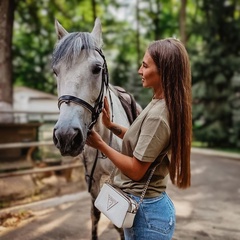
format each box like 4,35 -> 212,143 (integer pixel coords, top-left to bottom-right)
124,192 -> 176,240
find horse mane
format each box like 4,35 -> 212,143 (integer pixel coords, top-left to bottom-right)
52,32 -> 97,67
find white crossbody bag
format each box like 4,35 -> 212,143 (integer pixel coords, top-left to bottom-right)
94,164 -> 159,228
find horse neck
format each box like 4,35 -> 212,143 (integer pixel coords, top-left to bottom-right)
93,87 -> 122,146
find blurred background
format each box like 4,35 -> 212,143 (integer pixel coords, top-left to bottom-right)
1,0 -> 240,149
0,0 -> 239,206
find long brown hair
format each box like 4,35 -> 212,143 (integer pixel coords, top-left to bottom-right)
148,38 -> 192,188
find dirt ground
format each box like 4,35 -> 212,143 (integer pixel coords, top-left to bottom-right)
0,150 -> 240,240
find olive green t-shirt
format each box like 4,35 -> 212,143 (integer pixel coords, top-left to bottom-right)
113,99 -> 171,198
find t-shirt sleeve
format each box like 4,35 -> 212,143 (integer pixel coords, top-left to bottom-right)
133,116 -> 170,162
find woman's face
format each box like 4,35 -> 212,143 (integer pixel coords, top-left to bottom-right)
138,51 -> 161,95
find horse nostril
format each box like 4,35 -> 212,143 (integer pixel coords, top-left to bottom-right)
53,128 -> 59,147
72,128 -> 83,147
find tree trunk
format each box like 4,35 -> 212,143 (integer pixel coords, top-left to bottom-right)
149,0 -> 161,40
136,0 -> 140,65
0,0 -> 14,122
91,0 -> 97,23
180,0 -> 187,45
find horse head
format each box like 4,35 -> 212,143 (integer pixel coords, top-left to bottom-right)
52,19 -> 108,157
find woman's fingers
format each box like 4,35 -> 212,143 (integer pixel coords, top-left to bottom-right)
102,97 -> 112,128
104,97 -> 110,114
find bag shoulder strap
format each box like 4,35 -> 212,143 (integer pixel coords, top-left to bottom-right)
107,152 -> 168,207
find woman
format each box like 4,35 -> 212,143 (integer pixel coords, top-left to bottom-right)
86,38 -> 192,240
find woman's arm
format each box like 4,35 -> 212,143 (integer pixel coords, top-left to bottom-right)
86,130 -> 151,181
106,122 -> 128,139
102,97 -> 128,139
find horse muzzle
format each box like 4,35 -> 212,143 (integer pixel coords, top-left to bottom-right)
53,126 -> 85,157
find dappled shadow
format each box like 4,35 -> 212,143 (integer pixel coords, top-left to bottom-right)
0,152 -> 240,240
168,152 -> 240,240
0,193 -> 120,240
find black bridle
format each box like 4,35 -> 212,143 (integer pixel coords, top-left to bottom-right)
57,48 -> 109,131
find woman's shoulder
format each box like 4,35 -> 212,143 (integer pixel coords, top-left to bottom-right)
149,99 -> 169,119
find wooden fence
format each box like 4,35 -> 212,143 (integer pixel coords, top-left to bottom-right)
0,141 -> 82,178
0,109 -> 82,179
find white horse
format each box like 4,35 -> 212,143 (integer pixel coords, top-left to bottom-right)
52,18 -> 140,240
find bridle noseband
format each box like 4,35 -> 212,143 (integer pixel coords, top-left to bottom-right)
57,48 -> 109,131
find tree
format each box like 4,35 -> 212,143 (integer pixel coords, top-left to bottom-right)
0,0 -> 15,122
180,0 -> 187,45
190,0 -> 240,147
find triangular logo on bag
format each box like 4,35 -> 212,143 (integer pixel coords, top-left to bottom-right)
107,194 -> 118,211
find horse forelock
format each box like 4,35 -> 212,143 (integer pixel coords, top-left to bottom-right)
52,32 -> 97,67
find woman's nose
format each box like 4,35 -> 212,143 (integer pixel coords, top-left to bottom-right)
138,65 -> 143,75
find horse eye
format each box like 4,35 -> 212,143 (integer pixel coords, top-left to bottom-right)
92,65 -> 102,74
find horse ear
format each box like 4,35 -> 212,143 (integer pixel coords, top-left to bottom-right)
55,19 -> 68,40
91,18 -> 103,48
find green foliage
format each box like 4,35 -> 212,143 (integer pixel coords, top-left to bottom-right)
13,0 -> 60,93
11,0 -> 240,149
13,0 -> 129,94
190,0 -> 240,147
13,0 -> 99,94
137,0 -> 180,40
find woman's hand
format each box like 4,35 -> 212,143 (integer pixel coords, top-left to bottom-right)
86,129 -> 104,149
86,129 -> 151,181
102,97 -> 112,129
